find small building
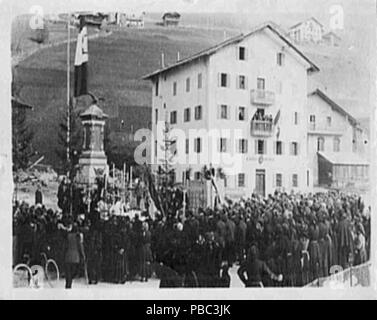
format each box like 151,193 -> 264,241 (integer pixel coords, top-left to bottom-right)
322,31 -> 341,47
306,89 -> 369,189
125,14 -> 145,28
162,12 -> 181,27
288,17 -> 324,44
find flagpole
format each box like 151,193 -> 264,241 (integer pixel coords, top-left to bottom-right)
67,15 -> 71,176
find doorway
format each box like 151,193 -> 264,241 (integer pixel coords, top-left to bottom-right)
255,169 -> 266,197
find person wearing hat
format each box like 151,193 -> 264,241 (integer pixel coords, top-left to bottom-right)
354,223 -> 367,265
237,245 -> 283,287
35,184 -> 43,206
61,220 -> 86,289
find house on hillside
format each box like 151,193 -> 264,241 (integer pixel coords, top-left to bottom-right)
125,13 -> 145,28
288,17 -> 324,44
322,31 -> 341,47
143,22 -> 320,199
306,89 -> 369,189
162,12 -> 181,27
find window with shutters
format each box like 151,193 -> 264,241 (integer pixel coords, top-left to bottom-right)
184,108 -> 191,122
317,137 -> 324,151
257,78 -> 265,90
294,112 -> 299,125
277,52 -> 285,66
186,77 -> 190,92
198,73 -> 203,89
239,46 -> 246,60
276,173 -> 282,187
256,139 -> 266,155
194,138 -> 201,153
292,174 -> 298,187
220,138 -> 227,153
155,80 -> 159,96
170,111 -> 177,124
155,108 -> 158,124
173,82 -> 177,96
185,139 -> 189,154
194,105 -> 202,120
275,141 -> 283,155
238,139 -> 248,154
220,105 -> 228,119
238,173 -> 245,187
238,75 -> 246,89
238,107 -> 246,121
220,73 -> 228,87
154,140 -> 157,157
333,137 -> 340,152
291,142 -> 299,155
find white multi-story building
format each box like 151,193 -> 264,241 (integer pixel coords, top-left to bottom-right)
307,89 -> 369,188
143,22 -> 320,199
288,17 -> 324,44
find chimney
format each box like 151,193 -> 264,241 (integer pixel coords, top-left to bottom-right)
161,52 -> 165,68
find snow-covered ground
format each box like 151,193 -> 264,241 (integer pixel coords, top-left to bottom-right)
16,266 -> 245,290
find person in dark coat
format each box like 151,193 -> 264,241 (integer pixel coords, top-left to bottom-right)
87,214 -> 103,285
235,215 -> 247,263
140,221 -> 152,282
224,215 -> 236,266
308,217 -> 320,282
61,221 -> 85,289
336,211 -> 354,269
35,185 -> 43,205
237,245 -> 283,287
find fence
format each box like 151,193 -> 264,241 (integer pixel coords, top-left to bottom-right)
305,261 -> 371,288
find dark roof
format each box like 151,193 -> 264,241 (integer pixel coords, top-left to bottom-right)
289,17 -> 324,30
162,12 -> 181,19
308,89 -> 358,126
11,96 -> 33,109
142,22 -> 319,80
80,104 -> 108,119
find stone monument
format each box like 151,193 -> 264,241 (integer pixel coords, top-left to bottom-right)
76,102 -> 108,185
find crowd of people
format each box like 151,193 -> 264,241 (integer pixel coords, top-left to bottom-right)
13,187 -> 370,288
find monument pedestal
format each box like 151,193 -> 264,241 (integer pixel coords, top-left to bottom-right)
75,103 -> 108,186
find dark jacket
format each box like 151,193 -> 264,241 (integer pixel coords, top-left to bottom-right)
238,258 -> 276,286
65,232 -> 84,264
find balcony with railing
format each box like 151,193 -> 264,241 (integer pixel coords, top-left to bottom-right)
250,89 -> 275,105
250,120 -> 274,137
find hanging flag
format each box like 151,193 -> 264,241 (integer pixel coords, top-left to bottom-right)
147,170 -> 165,216
74,17 -> 88,97
273,109 -> 281,126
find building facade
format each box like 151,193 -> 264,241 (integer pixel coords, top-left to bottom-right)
307,89 -> 369,189
143,23 -> 320,199
288,17 -> 324,44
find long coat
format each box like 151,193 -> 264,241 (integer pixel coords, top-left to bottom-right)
64,232 -> 83,264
